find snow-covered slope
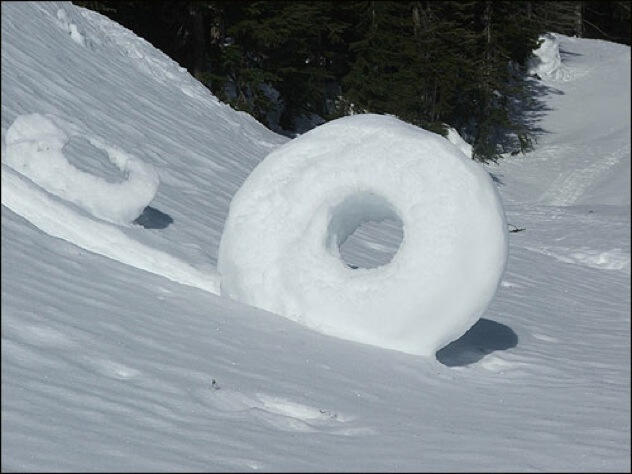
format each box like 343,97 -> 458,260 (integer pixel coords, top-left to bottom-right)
501,33 -> 630,207
2,3 -> 630,471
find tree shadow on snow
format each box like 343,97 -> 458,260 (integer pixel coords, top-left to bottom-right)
488,172 -> 505,186
435,318 -> 518,367
133,206 -> 173,229
509,76 -> 559,145
559,48 -> 582,57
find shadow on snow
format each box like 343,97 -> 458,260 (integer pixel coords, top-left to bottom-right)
435,318 -> 518,367
133,206 -> 173,229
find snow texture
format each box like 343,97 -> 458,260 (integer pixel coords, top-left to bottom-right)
4,113 -> 159,224
219,114 -> 508,356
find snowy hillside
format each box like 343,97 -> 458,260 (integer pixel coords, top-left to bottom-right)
2,2 -> 630,471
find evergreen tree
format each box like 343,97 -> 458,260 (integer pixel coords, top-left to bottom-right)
204,1 -> 352,131
75,1 -> 627,161
446,1 -> 541,160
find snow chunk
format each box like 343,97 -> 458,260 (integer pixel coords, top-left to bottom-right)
3,114 -> 159,225
445,126 -> 473,158
529,34 -> 572,81
218,114 -> 508,356
56,8 -> 85,46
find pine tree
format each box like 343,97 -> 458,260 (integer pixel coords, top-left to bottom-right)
447,1 -> 542,161
75,1 -> 561,161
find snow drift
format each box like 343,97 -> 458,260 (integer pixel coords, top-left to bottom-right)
219,114 -> 508,356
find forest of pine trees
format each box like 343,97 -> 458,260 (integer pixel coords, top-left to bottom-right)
75,1 -> 630,162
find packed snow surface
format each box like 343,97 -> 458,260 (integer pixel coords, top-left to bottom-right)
1,2 -> 630,471
219,114 -> 508,356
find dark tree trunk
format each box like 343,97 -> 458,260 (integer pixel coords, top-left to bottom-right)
189,3 -> 207,81
574,1 -> 584,37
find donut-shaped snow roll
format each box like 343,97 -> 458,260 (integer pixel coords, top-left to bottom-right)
3,113 -> 159,225
218,114 -> 508,356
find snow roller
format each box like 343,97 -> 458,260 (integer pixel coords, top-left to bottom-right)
218,114 -> 508,356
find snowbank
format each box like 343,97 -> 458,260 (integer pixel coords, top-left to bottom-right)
3,113 -> 159,224
219,114 -> 508,356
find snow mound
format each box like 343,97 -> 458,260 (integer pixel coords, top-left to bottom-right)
218,114 -> 508,356
3,113 -> 159,225
529,34 -> 573,81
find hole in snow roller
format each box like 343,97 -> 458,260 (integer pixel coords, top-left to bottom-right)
218,114 -> 508,356
327,192 -> 404,270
